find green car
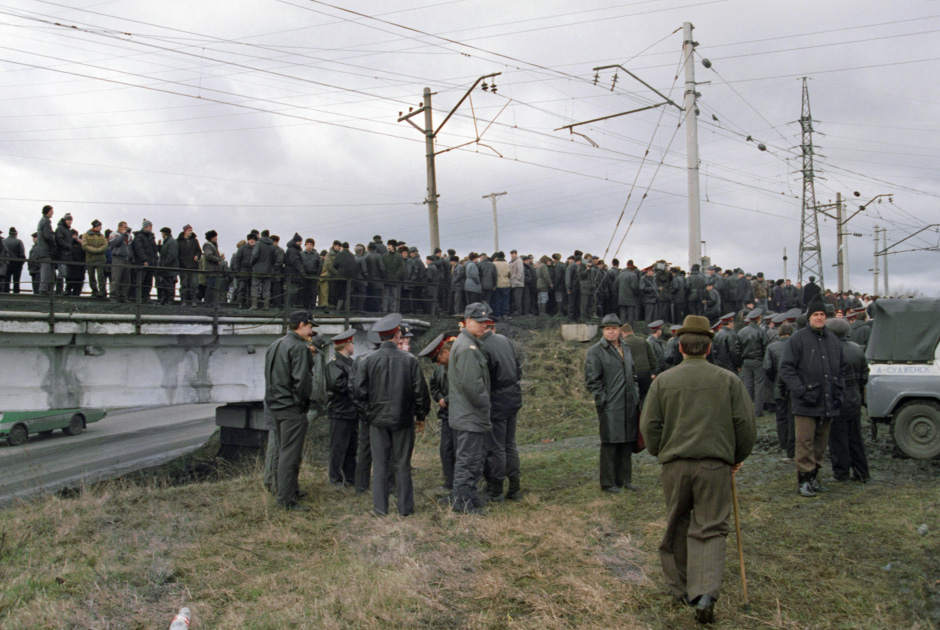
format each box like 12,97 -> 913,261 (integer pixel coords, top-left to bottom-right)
1,408 -> 107,446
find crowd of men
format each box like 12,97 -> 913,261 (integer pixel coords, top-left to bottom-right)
263,305 -> 523,518
2,206 -> 891,329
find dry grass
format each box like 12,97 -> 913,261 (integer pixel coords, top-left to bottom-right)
1,321 -> 938,629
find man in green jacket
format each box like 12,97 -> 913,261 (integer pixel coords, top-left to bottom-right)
264,310 -> 316,511
585,314 -> 641,492
641,315 -> 756,624
448,303 -> 492,514
81,220 -> 108,299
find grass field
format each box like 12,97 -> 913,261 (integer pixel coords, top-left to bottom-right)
1,317 -> 938,629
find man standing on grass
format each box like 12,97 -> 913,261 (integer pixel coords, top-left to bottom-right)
264,310 -> 316,512
353,313 -> 430,516
641,315 -> 756,625
418,330 -> 459,494
481,315 -> 524,502
325,328 -> 358,488
779,294 -> 846,497
447,303 -> 493,514
585,314 -> 641,493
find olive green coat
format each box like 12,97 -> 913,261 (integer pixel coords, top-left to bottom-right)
584,338 -> 640,443
640,356 -> 756,466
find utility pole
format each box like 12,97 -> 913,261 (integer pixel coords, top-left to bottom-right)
883,227 -> 889,296
683,22 -> 702,270
834,192 -> 845,292
482,191 -> 507,252
422,88 -> 440,252
797,78 -> 824,289
398,74 -> 501,252
872,226 -> 880,295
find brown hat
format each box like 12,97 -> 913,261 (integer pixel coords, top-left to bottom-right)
677,315 -> 715,338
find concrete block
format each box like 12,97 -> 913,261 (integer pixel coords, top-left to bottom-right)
561,323 -> 598,342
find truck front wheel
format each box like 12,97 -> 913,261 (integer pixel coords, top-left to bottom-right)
892,400 -> 940,459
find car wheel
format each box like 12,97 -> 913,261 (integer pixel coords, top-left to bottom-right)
892,400 -> 940,459
63,414 -> 85,437
7,424 -> 28,446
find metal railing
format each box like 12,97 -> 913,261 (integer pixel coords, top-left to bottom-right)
0,256 -> 453,333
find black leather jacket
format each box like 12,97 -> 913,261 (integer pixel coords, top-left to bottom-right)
353,341 -> 429,430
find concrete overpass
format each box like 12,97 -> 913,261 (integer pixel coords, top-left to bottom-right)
0,306 -> 430,453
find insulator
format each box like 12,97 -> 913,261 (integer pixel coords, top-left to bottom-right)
593,72 -> 599,86
491,85 -> 497,93
702,58 -> 712,69
757,143 -> 767,151
481,81 -> 488,91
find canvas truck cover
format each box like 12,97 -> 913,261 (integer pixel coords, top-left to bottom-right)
866,298 -> 940,363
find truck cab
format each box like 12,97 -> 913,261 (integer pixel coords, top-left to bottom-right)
866,298 -> 940,459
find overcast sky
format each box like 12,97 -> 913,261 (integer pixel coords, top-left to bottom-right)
1,0 -> 938,295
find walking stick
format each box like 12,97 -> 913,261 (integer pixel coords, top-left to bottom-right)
731,472 -> 750,611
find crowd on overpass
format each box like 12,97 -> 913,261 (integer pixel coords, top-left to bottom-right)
0,204 -> 887,326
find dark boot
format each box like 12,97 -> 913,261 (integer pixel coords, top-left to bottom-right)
810,468 -> 827,493
506,476 -> 522,501
486,480 -> 505,504
694,594 -> 716,624
798,472 -> 817,497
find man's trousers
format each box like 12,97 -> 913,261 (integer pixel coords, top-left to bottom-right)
659,458 -> 732,603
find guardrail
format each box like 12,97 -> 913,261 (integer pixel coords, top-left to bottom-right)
0,256 -> 452,334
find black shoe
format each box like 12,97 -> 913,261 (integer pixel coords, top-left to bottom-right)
602,486 -> 622,494
809,471 -> 826,493
621,483 -> 639,491
797,472 -> 817,497
694,595 -> 716,624
830,475 -> 851,483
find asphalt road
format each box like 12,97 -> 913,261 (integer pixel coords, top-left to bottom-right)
0,404 -> 220,506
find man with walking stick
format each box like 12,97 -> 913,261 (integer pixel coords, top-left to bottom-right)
641,315 -> 757,624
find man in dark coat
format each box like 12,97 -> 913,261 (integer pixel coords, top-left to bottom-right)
616,263 -> 640,326
565,256 -> 581,323
131,220 -> 158,302
157,227 -> 179,305
447,303 -> 492,513
283,234 -> 305,308
621,322 -> 657,409
779,294 -> 846,497
53,212 -> 74,294
326,329 -> 358,487
641,315 -> 756,625
353,313 -> 430,516
231,233 -> 256,309
2,227 -> 25,293
825,318 -> 870,483
703,279 -> 721,323
418,331 -> 459,493
802,276 -> 821,306
640,268 -> 658,323
36,205 -> 57,295
764,323 -> 795,461
481,319 -> 524,502
301,238 -> 321,309
177,224 -> 202,306
711,314 -> 741,373
250,230 -> 277,309
331,241 -> 358,311
264,310 -> 315,511
686,264 -> 706,317
478,253 -> 497,307
584,314 -> 641,492
738,309 -> 769,414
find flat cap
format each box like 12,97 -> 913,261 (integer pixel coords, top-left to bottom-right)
288,310 -> 314,326
464,302 -> 491,323
601,313 -> 621,328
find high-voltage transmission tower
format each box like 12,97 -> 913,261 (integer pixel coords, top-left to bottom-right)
797,77 -> 823,288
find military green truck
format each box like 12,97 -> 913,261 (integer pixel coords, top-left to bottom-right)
866,298 -> 940,459
1,408 -> 107,446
